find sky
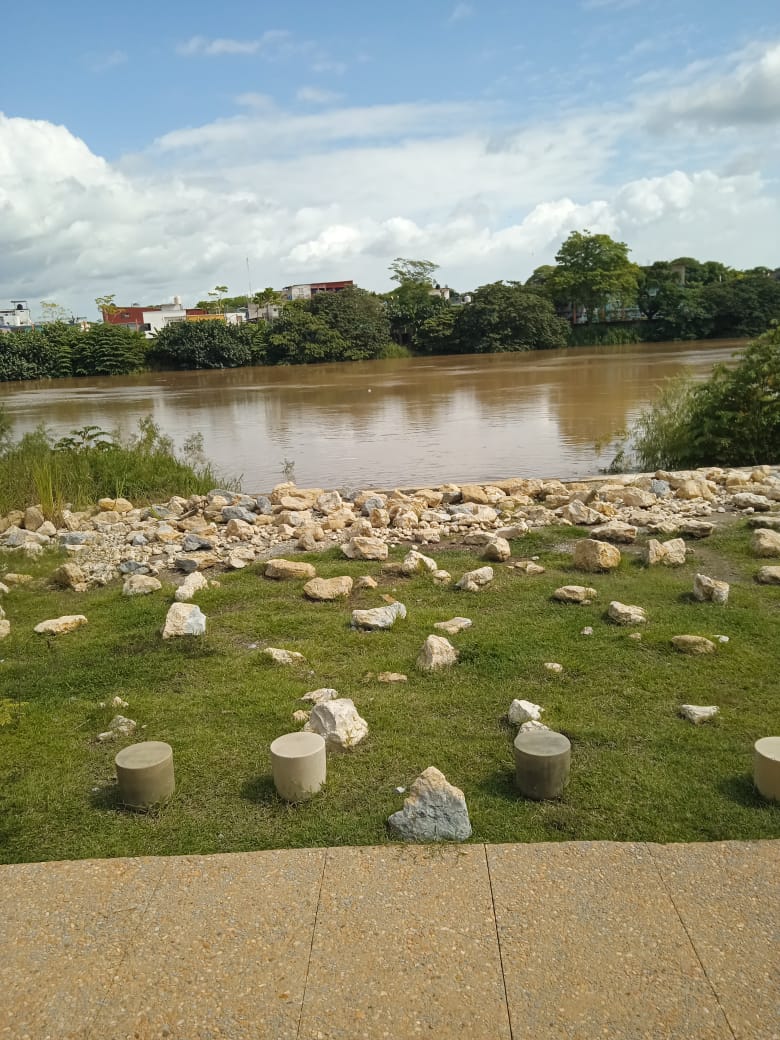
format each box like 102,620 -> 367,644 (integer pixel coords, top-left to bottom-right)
1,0 -> 780,319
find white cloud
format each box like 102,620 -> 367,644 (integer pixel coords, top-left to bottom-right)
90,49 -> 128,72
312,59 -> 347,75
296,86 -> 343,105
582,0 -> 640,10
176,31 -> 292,57
449,3 -> 473,21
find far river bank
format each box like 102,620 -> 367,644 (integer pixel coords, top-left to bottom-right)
0,339 -> 746,490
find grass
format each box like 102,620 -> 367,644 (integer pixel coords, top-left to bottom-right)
1,521 -> 779,864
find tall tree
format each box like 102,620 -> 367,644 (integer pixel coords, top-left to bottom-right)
95,294 -> 118,319
452,282 -> 569,353
389,258 -> 439,286
549,230 -> 639,322
207,285 -> 229,313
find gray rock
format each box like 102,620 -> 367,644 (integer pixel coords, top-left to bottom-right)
162,603 -> 206,638
128,533 -> 148,547
181,533 -> 214,552
174,556 -> 200,573
387,767 -> 471,842
608,601 -> 648,625
119,560 -> 153,575
693,573 -> 730,605
433,616 -> 472,635
361,495 -> 387,515
455,566 -> 494,592
351,602 -> 407,630
255,495 -> 273,515
650,479 -> 671,496
58,531 -> 94,546
221,505 -> 256,524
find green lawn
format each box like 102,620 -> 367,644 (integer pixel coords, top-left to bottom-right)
1,521 -> 778,864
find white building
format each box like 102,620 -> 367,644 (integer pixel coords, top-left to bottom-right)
0,301 -> 33,331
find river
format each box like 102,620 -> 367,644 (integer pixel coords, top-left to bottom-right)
0,339 -> 744,490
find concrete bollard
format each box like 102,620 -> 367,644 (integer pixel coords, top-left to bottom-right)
115,741 -> 175,810
514,730 -> 571,800
754,736 -> 780,802
270,732 -> 327,802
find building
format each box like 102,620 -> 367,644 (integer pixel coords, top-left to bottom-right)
0,301 -> 33,332
280,280 -> 353,301
103,297 -> 247,338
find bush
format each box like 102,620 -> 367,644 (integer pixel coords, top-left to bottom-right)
148,321 -> 264,370
0,323 -> 146,382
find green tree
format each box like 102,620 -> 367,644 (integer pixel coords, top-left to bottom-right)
309,287 -> 391,360
149,321 -> 264,370
385,283 -> 445,347
207,285 -> 229,313
636,261 -> 677,320
389,258 -> 438,286
701,277 -> 780,338
524,265 -> 558,296
39,301 -> 71,323
262,304 -> 349,365
416,308 -> 458,354
549,230 -> 639,322
72,324 -> 148,376
452,283 -> 569,353
95,294 -> 118,319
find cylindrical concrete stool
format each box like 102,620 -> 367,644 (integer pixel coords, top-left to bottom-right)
754,736 -> 780,802
514,730 -> 571,800
270,732 -> 326,802
115,741 -> 175,810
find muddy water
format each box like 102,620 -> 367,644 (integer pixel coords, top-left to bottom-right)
0,340 -> 744,490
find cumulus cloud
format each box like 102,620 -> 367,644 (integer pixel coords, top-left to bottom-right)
296,86 -> 343,105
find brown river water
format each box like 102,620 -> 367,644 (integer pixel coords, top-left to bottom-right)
0,339 -> 745,491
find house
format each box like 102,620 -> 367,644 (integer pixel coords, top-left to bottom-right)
0,301 -> 34,332
280,280 -> 353,301
103,297 -> 247,338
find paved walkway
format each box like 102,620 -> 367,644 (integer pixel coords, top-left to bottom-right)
1,840 -> 777,1040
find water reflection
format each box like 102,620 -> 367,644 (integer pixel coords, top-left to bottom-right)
0,340 -> 744,488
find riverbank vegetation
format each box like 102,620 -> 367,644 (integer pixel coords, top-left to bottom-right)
0,414 -> 235,517
1,522 -> 778,864
613,326 -> 780,471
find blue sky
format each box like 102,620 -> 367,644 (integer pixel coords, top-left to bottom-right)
2,0 -> 779,316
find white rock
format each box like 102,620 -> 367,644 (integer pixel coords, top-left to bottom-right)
111,696 -> 129,708
608,601 -> 648,625
387,767 -> 471,842
433,617 -> 472,635
572,539 -> 621,572
377,672 -> 408,683
752,528 -> 780,557
301,687 -> 339,704
174,572 -> 209,602
432,569 -> 452,585
263,647 -> 305,665
455,566 -> 494,592
303,576 -> 353,601
108,715 -> 136,737
351,602 -> 407,630
162,603 -> 206,638
122,575 -> 162,597
341,536 -> 388,561
401,549 -> 438,575
544,662 -> 563,674
292,710 -> 310,724
680,704 -> 719,725
693,573 -> 730,605
646,538 -> 687,566
519,719 -> 550,734
34,615 -> 88,636
265,558 -> 317,580
0,619 -> 10,639
482,536 -> 511,562
553,585 -> 597,605
508,699 -> 543,725
417,634 -> 459,672
590,521 -> 637,544
305,698 -> 368,749
581,626 -> 593,636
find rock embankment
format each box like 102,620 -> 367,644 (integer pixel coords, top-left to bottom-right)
1,466 -> 779,588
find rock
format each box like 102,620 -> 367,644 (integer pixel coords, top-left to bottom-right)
0,619 -> 10,639
561,500 -> 603,525
581,626 -> 593,636
544,662 -> 564,673
305,698 -> 368,750
401,549 -> 438,575
51,562 -> 88,592
482,536 -> 511,562
618,487 -> 657,509
263,647 -> 305,665
227,547 -> 256,569
434,616 -> 472,636
511,560 -> 546,575
34,615 -> 88,636
646,538 -> 687,567
351,602 -> 407,630
119,560 -> 153,576
432,569 -> 452,585
590,521 -> 637,544
460,484 -> 489,504
678,519 -> 714,539
572,539 -> 621,572
747,514 -> 780,530
519,719 -> 550,734
99,497 -> 133,513
680,704 -> 719,724
354,575 -> 378,590
108,714 -> 136,737
23,505 -> 45,531
732,492 -> 772,511
553,585 -> 597,605
756,566 -> 780,585
112,696 -> 129,708
672,635 -> 716,655
675,479 -> 715,501
496,523 -> 529,539
341,536 -> 388,561
162,603 -> 206,638
292,710 -> 310,724
175,572 -> 209,601
225,517 -> 254,540
122,575 -> 162,596
693,573 -> 730,605
304,576 -> 354,601
59,531 -> 94,546
264,558 -> 317,580
301,688 -> 339,704
387,767 -> 471,842
608,601 -> 648,625
316,490 -> 343,513
181,533 -> 214,553
455,566 -> 494,592
752,529 -> 780,557
508,699 -> 543,725
377,672 -> 408,683
2,573 -> 32,586
416,634 -> 458,672
221,505 -> 257,524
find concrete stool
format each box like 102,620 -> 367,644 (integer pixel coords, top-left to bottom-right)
514,730 -> 571,800
115,741 -> 175,810
754,736 -> 780,802
270,732 -> 326,802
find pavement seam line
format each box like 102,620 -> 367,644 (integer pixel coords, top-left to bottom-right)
644,842 -> 738,1040
296,847 -> 329,1040
84,856 -> 173,1040
483,844 -> 516,1040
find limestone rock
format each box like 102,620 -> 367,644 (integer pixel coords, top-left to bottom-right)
5,573 -> 33,586
572,539 -> 621,572
162,603 -> 206,639
519,719 -> 550,734
482,536 -> 511,562
23,505 -> 45,531
693,573 -> 730,605
351,602 -> 407,630
544,662 -> 564,673
264,558 -> 317,580
0,619 -> 10,639
646,538 -> 686,567
675,479 -> 715,501
387,767 -> 471,842
305,698 -> 368,750
401,549 -> 438,575
732,492 -> 772,511
679,520 -> 714,539
355,575 -> 378,590
263,647 -> 305,665
108,714 -> 136,737
432,569 -> 452,585
122,575 -> 162,596
508,699 -> 543,725
752,528 -> 780,558
434,616 -> 472,636
680,704 -> 719,724
455,566 -> 494,592
175,572 -> 209,602
672,635 -> 716,655
377,672 -> 408,683
292,710 -> 310,724
51,562 -> 88,592
553,585 -> 597,605
417,634 -> 458,672
608,601 -> 648,625
561,500 -> 603,525
460,484 -> 488,504
225,518 -> 254,540
301,688 -> 338,704
34,615 -> 88,635
512,560 -> 546,575
756,566 -> 780,585
316,490 -> 343,513
590,521 -> 637,544
341,536 -> 388,561
304,576 -> 354,601
227,547 -> 256,569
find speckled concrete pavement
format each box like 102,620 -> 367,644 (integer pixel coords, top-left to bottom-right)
0,841 -> 777,1040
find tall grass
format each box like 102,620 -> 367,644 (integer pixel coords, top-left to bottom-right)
0,411 -> 239,517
